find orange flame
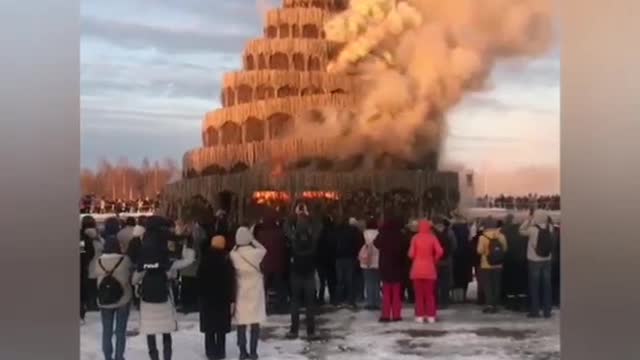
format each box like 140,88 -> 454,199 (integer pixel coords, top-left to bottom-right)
302,191 -> 341,200
252,191 -> 291,205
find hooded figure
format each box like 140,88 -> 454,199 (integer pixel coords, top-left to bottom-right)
230,227 -> 267,325
409,221 -> 444,281
230,227 -> 267,360
408,220 -> 444,323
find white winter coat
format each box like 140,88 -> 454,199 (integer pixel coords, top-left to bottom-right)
132,245 -> 195,335
230,237 -> 267,326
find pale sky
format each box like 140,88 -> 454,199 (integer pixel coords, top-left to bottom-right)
80,0 -> 560,194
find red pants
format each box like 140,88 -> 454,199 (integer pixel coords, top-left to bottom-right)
413,279 -> 437,318
381,282 -> 403,320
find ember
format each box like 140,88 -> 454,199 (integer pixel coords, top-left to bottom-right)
252,191 -> 291,205
302,191 -> 340,200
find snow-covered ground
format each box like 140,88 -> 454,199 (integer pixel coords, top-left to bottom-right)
81,304 -> 559,360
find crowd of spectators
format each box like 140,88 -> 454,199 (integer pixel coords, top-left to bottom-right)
80,194 -> 160,214
475,194 -> 561,210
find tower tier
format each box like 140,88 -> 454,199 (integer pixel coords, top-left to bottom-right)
282,0 -> 347,11
242,38 -> 340,72
203,92 -> 355,145
220,70 -> 356,107
263,7 -> 330,39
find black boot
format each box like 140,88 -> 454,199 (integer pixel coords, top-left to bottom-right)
237,325 -> 249,360
238,350 -> 250,360
162,334 -> 172,360
147,335 -> 160,360
249,324 -> 260,360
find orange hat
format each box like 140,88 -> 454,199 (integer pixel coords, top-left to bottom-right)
210,235 -> 226,250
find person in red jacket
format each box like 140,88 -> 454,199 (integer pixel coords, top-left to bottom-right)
408,220 -> 444,324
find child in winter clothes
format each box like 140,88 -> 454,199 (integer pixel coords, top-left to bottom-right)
408,220 -> 443,324
359,220 -> 380,310
230,227 -> 267,360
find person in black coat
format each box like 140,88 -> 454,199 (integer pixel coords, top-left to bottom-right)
80,216 -> 97,322
315,215 -> 337,306
198,233 -> 236,360
501,214 -> 529,311
332,217 -> 364,308
470,222 -> 485,305
451,219 -> 473,303
551,222 -> 560,307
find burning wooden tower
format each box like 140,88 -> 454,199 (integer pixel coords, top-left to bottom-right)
161,0 -> 459,222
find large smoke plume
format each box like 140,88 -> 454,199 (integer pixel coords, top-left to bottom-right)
295,0 -> 554,167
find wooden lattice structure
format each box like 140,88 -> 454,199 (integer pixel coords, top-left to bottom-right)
162,0 -> 460,222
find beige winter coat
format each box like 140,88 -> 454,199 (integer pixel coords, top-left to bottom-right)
230,227 -> 267,325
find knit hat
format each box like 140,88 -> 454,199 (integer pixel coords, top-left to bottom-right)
235,226 -> 253,246
210,235 -> 226,250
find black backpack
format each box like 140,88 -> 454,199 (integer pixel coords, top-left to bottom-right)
140,264 -> 169,303
534,225 -> 553,257
97,257 -> 125,306
486,237 -> 506,266
291,227 -> 315,274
